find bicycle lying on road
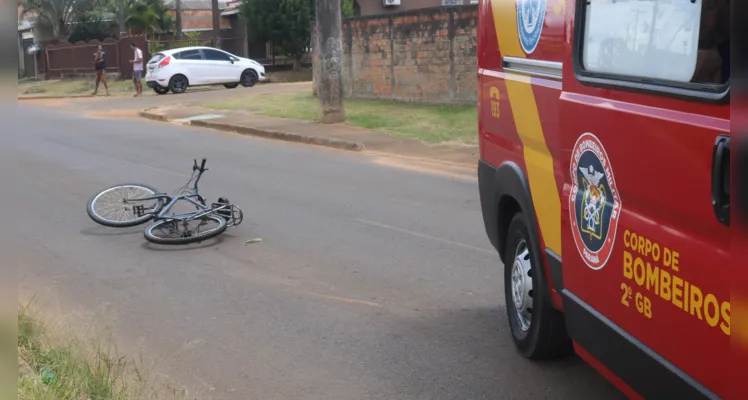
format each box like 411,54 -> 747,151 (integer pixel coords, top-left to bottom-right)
86,158 -> 243,245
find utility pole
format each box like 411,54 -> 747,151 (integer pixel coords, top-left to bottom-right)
314,0 -> 345,123
119,0 -> 125,37
175,0 -> 183,40
212,0 -> 221,49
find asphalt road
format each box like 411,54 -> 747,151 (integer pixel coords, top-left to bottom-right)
10,103 -> 625,400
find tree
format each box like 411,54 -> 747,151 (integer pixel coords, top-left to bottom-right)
22,0 -> 107,41
310,0 -> 354,18
67,4 -> 119,43
67,13 -> 118,43
123,0 -> 173,38
241,0 -> 312,71
341,0 -> 354,17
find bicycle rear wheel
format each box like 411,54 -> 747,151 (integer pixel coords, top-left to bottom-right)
143,215 -> 227,245
87,184 -> 164,228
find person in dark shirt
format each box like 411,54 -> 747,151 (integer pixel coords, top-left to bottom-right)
92,45 -> 109,96
692,0 -> 729,85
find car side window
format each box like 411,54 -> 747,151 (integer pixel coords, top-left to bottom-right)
575,0 -> 729,99
203,49 -> 232,62
175,50 -> 203,60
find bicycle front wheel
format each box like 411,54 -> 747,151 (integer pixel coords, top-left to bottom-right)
144,215 -> 227,245
87,184 -> 164,228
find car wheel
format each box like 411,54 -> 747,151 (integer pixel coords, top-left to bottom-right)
504,212 -> 573,360
241,70 -> 258,88
224,83 -> 239,89
169,75 -> 189,94
153,86 -> 169,95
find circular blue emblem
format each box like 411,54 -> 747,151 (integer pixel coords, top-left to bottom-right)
569,133 -> 622,270
516,0 -> 547,54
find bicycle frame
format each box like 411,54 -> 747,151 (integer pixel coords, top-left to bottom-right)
127,159 -> 232,223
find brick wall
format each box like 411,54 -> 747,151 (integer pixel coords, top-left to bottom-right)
313,5 -> 478,104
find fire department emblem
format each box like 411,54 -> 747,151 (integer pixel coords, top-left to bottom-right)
517,0 -> 546,54
569,133 -> 622,270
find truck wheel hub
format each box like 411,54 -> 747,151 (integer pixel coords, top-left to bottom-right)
510,239 -> 533,333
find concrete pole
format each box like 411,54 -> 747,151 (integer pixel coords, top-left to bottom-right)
212,0 -> 221,49
119,0 -> 125,37
315,0 -> 345,124
175,0 -> 183,40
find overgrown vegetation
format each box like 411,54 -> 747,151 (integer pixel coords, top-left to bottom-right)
17,303 -> 187,399
206,91 -> 479,144
19,305 -> 130,399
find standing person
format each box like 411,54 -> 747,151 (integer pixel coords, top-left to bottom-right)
92,45 -> 109,96
129,42 -> 144,97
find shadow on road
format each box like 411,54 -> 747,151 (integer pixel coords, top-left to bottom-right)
138,234 -> 228,251
80,226 -> 144,236
369,307 -> 627,400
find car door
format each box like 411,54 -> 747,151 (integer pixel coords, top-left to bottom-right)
174,49 -> 209,85
559,0 -> 730,398
202,49 -> 238,83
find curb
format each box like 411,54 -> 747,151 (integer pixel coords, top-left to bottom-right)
138,110 -> 170,122
138,110 -> 365,152
190,120 -> 365,152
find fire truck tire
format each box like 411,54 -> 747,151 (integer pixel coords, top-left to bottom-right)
504,212 -> 573,360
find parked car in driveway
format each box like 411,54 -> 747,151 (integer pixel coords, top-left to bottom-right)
145,46 -> 267,95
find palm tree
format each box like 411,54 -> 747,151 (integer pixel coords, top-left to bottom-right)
124,0 -> 173,38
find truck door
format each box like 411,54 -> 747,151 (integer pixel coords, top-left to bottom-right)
559,0 -> 730,398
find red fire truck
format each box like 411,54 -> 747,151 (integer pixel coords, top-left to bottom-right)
476,0 -> 730,398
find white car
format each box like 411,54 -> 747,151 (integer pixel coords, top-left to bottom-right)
144,46 -> 267,95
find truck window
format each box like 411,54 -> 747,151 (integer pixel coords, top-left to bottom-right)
577,0 -> 729,94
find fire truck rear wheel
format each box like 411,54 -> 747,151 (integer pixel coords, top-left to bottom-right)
504,212 -> 573,360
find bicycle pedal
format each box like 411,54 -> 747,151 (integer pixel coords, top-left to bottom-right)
133,205 -> 146,217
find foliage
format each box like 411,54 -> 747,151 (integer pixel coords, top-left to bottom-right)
67,9 -> 118,43
309,0 -> 355,19
21,0 -> 108,41
123,0 -> 174,38
341,0 -> 354,18
241,0 -> 354,70
241,0 -> 312,70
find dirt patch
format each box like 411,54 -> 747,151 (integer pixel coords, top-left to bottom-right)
17,97 -> 90,107
369,153 -> 476,181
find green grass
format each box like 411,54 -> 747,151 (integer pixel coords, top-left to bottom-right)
206,91 -> 478,145
17,304 -> 183,400
263,68 -> 313,83
18,79 -> 137,96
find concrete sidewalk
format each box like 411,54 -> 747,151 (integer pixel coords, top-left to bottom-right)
140,103 -> 479,168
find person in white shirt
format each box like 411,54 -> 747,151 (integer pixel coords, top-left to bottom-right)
129,42 -> 144,97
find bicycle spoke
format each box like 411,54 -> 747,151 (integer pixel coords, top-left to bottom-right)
90,185 -> 161,225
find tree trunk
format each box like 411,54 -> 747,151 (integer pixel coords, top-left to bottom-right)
293,56 -> 301,72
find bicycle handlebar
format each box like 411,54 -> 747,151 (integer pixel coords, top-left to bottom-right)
193,158 -> 208,172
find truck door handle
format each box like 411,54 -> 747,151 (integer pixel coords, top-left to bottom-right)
711,135 -> 730,226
